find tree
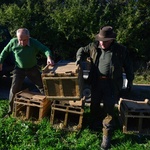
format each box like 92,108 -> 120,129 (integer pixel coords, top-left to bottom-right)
116,0 -> 150,63
0,0 -> 149,63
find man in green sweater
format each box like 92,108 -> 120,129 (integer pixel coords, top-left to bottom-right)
76,26 -> 134,150
0,28 -> 54,117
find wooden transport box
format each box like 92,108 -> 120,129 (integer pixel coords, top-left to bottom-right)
118,98 -> 150,135
13,90 -> 51,121
42,61 -> 84,100
50,100 -> 84,130
56,99 -> 84,107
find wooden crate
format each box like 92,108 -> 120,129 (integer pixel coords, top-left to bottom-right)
41,61 -> 84,101
56,98 -> 85,107
118,98 -> 150,134
50,101 -> 84,130
13,90 -> 51,121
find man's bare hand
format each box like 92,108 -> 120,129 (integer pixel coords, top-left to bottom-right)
47,56 -> 54,66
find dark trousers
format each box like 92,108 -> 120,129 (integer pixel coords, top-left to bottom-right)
90,79 -> 115,136
8,66 -> 44,114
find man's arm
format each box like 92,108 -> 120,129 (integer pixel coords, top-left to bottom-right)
0,39 -> 13,67
76,42 -> 95,65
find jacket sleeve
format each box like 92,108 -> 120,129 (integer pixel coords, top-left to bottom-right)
76,44 -> 90,62
76,41 -> 98,62
0,41 -> 12,64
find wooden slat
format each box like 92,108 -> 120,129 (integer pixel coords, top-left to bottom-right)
118,98 -> 150,112
14,101 -> 43,107
123,101 -> 150,110
42,62 -> 79,75
118,98 -> 150,135
46,96 -> 81,100
13,90 -> 51,121
42,76 -> 78,80
50,103 -> 84,129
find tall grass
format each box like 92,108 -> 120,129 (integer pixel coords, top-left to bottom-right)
134,69 -> 150,85
0,100 -> 150,150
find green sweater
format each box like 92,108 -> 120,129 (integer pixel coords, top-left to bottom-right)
0,37 -> 52,69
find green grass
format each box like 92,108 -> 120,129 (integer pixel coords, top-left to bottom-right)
0,100 -> 150,150
133,70 -> 150,85
0,70 -> 149,150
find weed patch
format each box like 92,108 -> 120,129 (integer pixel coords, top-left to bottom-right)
0,100 -> 150,150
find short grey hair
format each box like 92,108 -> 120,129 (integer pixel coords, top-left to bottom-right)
16,28 -> 30,36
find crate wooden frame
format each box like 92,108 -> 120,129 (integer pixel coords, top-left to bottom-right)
13,90 -> 51,121
41,62 -> 84,101
50,100 -> 84,130
118,98 -> 150,135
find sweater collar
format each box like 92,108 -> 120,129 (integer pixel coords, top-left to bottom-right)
17,38 -> 30,46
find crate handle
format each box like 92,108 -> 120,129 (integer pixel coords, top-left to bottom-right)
65,71 -> 73,76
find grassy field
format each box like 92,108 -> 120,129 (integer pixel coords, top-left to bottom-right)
0,71 -> 150,150
0,99 -> 150,150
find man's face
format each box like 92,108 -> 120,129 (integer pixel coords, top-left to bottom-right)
17,34 -> 29,47
99,40 -> 113,49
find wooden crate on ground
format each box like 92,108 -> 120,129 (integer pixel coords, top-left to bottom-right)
13,90 -> 51,121
57,98 -> 85,107
118,98 -> 150,135
50,100 -> 84,130
41,61 -> 84,101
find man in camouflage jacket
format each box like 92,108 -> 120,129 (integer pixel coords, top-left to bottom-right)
76,26 -> 134,150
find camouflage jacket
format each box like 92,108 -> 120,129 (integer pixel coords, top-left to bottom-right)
76,41 -> 134,91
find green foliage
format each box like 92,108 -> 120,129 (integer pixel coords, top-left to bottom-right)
0,0 -> 149,63
134,70 -> 150,84
0,100 -> 150,149
44,0 -> 102,60
116,0 -> 150,61
0,100 -> 8,117
0,3 -> 30,35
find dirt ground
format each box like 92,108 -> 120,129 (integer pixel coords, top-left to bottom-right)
0,76 -> 150,101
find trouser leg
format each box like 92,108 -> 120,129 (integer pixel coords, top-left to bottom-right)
27,66 -> 44,94
90,101 -> 103,130
101,80 -> 115,136
8,69 -> 25,114
90,84 -> 103,130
